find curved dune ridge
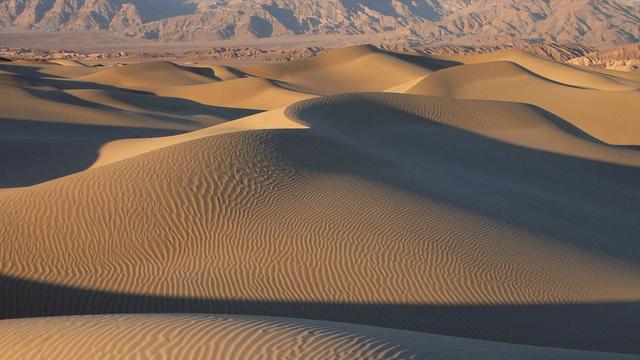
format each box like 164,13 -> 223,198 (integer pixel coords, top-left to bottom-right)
1,315 -> 637,360
1,46 -> 640,357
444,48 -> 640,91
239,45 -> 458,94
405,60 -> 640,145
153,77 -> 317,110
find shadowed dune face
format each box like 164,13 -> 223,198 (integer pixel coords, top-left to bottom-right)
0,61 -> 259,187
1,46 -> 640,358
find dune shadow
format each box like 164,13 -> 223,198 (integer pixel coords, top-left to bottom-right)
0,119 -> 183,188
221,66 -> 251,79
0,274 -> 638,354
0,62 -> 67,79
1,65 -> 258,121
283,97 -> 640,265
387,50 -> 463,70
0,62 -> 261,187
20,85 -> 259,125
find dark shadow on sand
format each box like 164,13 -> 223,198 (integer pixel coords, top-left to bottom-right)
0,275 -> 638,354
284,96 -> 640,265
0,119 -> 182,188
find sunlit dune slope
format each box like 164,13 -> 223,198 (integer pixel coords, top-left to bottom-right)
239,45 -> 458,94
0,314 -> 636,360
445,49 -> 640,90
406,61 -> 640,145
47,59 -> 88,67
153,77 -> 316,110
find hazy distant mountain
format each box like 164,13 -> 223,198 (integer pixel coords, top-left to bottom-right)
0,0 -> 638,47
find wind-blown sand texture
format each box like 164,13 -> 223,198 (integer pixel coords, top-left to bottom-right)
1,45 -> 639,359
3,314 -> 639,360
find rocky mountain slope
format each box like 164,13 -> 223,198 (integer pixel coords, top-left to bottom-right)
569,42 -> 640,71
0,0 -> 638,47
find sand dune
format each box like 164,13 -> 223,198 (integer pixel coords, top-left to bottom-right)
207,64 -> 249,81
239,45 -> 458,94
406,60 -> 640,145
47,59 -> 88,67
80,61 -> 219,87
1,314 -> 636,360
1,46 -> 640,357
153,77 -> 316,110
445,49 -> 640,91
6,60 -> 101,78
0,61 -> 255,188
91,108 -> 305,168
2,93 -> 640,353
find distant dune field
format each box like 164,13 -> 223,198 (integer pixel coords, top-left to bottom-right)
1,45 -> 639,359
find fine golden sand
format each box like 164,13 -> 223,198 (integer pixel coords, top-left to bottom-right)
1,45 -> 639,359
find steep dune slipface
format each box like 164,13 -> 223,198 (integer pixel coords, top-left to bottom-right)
1,94 -> 640,353
1,315 -> 636,360
406,61 -> 640,145
239,45 -> 458,94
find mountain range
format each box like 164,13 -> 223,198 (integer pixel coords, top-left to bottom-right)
0,0 -> 639,47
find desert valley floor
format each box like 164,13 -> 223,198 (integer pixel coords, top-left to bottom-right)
1,45 -> 640,359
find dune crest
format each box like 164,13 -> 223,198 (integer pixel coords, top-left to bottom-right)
406,60 -> 640,145
79,61 -> 219,87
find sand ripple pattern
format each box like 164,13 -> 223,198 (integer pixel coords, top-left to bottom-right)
1,314 -> 638,360
1,93 -> 640,353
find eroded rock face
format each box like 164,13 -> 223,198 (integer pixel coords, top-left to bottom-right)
569,43 -> 640,72
0,0 -> 638,47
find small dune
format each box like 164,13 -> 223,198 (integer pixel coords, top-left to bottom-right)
239,44 -> 458,94
154,77 -> 316,110
446,48 -> 639,91
80,61 -> 219,87
406,61 -> 640,144
47,59 -> 88,67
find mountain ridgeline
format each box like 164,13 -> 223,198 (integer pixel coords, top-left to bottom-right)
0,0 -> 639,47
